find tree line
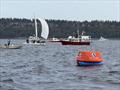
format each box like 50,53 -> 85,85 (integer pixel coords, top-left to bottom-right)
0,18 -> 120,39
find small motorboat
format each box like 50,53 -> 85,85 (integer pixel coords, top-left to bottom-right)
76,51 -> 104,66
49,37 -> 61,42
0,44 -> 22,49
99,36 -> 107,41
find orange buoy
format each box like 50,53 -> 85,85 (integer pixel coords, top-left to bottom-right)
76,51 -> 104,62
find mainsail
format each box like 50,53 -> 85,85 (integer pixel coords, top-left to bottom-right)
39,18 -> 49,39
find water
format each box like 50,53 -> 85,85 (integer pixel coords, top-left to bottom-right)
0,39 -> 120,90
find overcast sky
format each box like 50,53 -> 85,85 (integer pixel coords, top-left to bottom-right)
0,0 -> 120,21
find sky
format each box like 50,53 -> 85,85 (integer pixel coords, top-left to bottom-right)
0,0 -> 120,21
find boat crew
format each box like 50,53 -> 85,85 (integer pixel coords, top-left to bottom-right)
7,40 -> 11,46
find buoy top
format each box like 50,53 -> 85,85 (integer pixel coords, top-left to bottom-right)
78,51 -> 102,57
77,51 -> 104,62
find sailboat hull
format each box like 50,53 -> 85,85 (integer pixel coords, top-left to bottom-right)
24,40 -> 46,45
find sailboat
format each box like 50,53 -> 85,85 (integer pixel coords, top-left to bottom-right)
25,17 -> 49,45
99,36 -> 107,41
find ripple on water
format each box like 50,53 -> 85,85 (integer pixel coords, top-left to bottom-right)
0,40 -> 120,90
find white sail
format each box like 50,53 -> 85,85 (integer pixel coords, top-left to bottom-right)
39,18 -> 49,39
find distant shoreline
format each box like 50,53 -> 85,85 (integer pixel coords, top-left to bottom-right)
0,18 -> 120,39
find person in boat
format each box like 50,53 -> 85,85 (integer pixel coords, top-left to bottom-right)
37,40 -> 40,43
7,40 -> 11,46
26,39 -> 29,43
75,33 -> 78,38
32,40 -> 35,43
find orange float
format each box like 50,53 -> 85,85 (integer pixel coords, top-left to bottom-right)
76,51 -> 104,66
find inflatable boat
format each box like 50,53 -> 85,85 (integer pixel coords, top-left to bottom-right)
76,51 -> 104,66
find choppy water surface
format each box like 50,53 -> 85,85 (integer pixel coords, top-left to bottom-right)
0,39 -> 120,90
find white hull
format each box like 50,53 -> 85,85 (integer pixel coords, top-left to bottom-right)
0,45 -> 22,49
23,42 -> 46,45
99,37 -> 107,41
99,39 -> 106,41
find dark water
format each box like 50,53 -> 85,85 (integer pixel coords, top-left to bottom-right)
0,39 -> 120,90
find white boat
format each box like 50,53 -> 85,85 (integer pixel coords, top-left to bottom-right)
0,44 -> 22,49
25,17 -> 49,45
99,36 -> 107,41
49,37 -> 61,42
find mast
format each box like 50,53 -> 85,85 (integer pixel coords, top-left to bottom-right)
77,23 -> 80,39
34,15 -> 38,37
77,29 -> 79,38
77,29 -> 80,42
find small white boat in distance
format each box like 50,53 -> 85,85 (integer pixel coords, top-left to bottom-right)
0,44 -> 22,49
99,36 -> 107,41
49,37 -> 61,42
